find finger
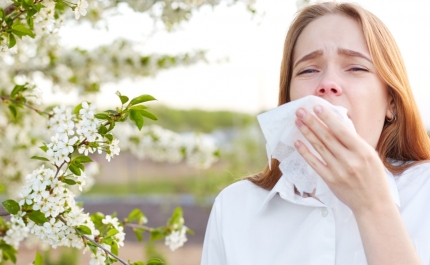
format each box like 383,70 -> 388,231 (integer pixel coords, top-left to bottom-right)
312,105 -> 362,151
294,140 -> 332,182
296,108 -> 346,160
295,118 -> 338,168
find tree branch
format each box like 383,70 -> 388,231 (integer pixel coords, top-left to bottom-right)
125,223 -> 154,232
57,216 -> 130,265
4,3 -> 16,16
1,95 -> 51,116
0,211 -> 11,216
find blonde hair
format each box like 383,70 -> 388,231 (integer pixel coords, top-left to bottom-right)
247,2 -> 430,190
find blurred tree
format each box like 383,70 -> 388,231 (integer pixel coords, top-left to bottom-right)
0,0 -> 256,199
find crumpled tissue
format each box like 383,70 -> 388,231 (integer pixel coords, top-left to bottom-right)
257,95 -> 356,192
257,95 -> 401,220
257,95 -> 356,219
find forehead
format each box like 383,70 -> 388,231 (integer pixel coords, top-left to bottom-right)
293,14 -> 370,61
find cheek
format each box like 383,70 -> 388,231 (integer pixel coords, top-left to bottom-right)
289,80 -> 315,101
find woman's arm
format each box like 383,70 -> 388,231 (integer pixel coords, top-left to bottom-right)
354,201 -> 421,265
294,105 -> 421,265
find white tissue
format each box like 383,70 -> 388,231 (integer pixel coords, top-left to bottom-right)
257,95 -> 356,194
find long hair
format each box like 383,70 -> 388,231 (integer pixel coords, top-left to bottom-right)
247,2 -> 430,190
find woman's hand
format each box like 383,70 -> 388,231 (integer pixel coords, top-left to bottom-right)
294,104 -> 394,215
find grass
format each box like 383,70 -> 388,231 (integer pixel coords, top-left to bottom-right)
85,170 -> 247,198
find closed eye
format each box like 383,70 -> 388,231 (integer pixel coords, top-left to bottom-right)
298,69 -> 318,75
349,67 -> 368,72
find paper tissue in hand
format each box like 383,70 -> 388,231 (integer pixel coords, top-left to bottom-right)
257,95 -> 356,195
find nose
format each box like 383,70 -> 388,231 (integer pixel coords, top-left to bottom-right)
315,75 -> 343,97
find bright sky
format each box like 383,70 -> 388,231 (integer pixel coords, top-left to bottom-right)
57,0 -> 430,129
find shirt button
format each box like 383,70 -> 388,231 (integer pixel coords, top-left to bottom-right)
321,208 -> 328,217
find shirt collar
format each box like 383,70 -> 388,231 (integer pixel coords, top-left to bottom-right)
256,168 -> 401,216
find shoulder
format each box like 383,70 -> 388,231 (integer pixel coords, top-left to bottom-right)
395,161 -> 430,195
213,179 -> 269,211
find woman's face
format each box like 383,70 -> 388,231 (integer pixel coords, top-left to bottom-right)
290,14 -> 393,149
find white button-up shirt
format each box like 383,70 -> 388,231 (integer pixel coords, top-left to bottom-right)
201,162 -> 430,264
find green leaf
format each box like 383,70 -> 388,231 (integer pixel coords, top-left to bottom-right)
8,33 -> 16,48
119,95 -> 129,104
0,243 -> 17,263
74,156 -> 93,163
110,241 -> 118,256
95,113 -> 110,120
63,178 -> 76,185
149,229 -> 164,242
73,103 -> 83,114
146,258 -> 164,265
30,156 -> 49,161
131,262 -> 144,265
139,110 -> 158,121
130,109 -> 144,130
28,210 -> 48,225
130,105 -> 148,110
127,208 -> 143,223
76,225 -> 92,235
104,134 -> 113,141
10,84 -> 26,97
26,16 -> 34,29
129,95 -> 156,106
39,145 -> 48,152
133,228 -> 143,242
34,251 -> 43,265
11,24 -> 35,38
90,212 -> 105,229
186,227 -> 195,235
106,228 -> 119,238
27,8 -> 37,18
8,105 -> 17,118
68,164 -> 81,176
98,124 -> 107,135
106,110 -> 119,115
105,255 -> 116,265
75,162 -> 85,172
106,122 -> 115,133
168,207 -> 183,226
0,8 -> 4,20
34,3 -> 44,12
2,199 -> 20,214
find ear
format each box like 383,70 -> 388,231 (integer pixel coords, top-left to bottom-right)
385,88 -> 396,120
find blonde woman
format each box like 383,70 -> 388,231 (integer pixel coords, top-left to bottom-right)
201,2 -> 430,265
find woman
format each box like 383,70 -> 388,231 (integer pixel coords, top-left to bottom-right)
201,2 -> 430,265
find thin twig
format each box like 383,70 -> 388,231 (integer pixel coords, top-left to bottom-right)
1,95 -> 50,116
58,216 -> 130,265
4,4 -> 16,16
0,211 -> 11,217
1,0 -> 44,33
125,223 -> 154,232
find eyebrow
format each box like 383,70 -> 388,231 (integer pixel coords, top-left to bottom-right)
293,48 -> 372,68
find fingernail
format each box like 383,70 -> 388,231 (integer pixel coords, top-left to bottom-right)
294,141 -> 301,148
314,105 -> 322,114
296,119 -> 304,127
296,109 -> 306,118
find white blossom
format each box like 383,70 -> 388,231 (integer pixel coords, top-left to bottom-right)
4,212 -> 29,249
116,123 -> 219,169
101,215 -> 125,247
164,226 -> 188,251
74,0 -> 89,20
105,138 -> 120,162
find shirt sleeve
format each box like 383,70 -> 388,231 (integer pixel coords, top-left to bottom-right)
201,197 -> 227,265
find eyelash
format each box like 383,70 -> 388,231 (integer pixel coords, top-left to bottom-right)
297,67 -> 368,75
